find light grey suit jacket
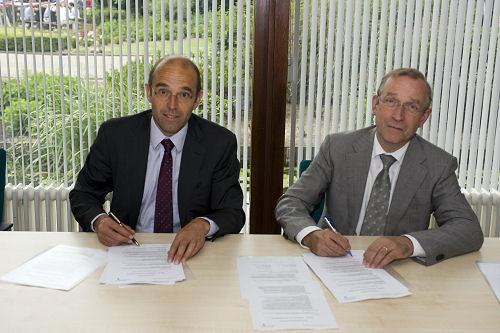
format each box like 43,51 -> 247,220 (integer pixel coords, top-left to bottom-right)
275,126 -> 484,265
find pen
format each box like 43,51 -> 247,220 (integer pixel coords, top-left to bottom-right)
324,216 -> 352,256
108,212 -> 141,247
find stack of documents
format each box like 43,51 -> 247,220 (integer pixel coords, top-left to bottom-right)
100,244 -> 185,285
237,256 -> 338,331
1,245 -> 107,291
477,261 -> 500,302
303,250 -> 411,303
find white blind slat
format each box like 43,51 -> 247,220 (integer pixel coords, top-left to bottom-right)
219,0 -> 225,126
297,0 -> 309,164
288,0 -> 302,184
305,0 -> 318,159
320,0 -> 336,139
393,0 -> 405,69
471,0 -> 495,189
339,0 -> 351,133
346,0 -> 359,132
313,0 -> 327,154
243,0 -> 251,224
451,4 -> 474,164
435,0 -> 457,149
286,0 -> 498,194
422,0 -> 441,139
356,0 -> 370,129
330,0 -> 343,134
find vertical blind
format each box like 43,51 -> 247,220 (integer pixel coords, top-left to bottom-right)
0,1 -> 253,221
287,0 -> 499,192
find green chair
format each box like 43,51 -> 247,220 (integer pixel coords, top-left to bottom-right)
298,160 -> 325,223
0,148 -> 13,231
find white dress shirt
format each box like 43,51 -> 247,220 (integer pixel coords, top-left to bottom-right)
296,134 -> 426,257
92,118 -> 219,236
135,119 -> 219,235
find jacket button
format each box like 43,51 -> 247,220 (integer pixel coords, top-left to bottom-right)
435,254 -> 445,261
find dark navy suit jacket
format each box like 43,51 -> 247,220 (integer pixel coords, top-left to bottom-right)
70,111 -> 245,237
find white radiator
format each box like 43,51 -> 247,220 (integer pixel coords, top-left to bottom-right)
463,189 -> 500,238
4,184 -> 78,231
3,184 -> 500,237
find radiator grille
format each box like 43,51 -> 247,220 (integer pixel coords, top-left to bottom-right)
3,184 -> 500,237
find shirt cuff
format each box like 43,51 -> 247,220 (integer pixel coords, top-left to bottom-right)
296,226 -> 322,249
90,213 -> 107,232
403,234 -> 426,257
198,217 -> 219,237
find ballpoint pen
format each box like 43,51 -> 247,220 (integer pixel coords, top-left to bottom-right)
324,216 -> 352,256
108,212 -> 141,246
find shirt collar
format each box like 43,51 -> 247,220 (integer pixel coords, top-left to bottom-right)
150,118 -> 189,153
372,134 -> 409,163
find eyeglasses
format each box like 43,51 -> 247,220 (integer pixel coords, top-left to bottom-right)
379,96 -> 426,115
153,87 -> 194,103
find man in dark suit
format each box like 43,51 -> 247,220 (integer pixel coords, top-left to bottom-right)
275,68 -> 483,268
70,56 -> 245,264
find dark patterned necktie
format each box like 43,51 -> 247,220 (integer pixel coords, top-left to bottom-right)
154,139 -> 175,233
360,154 -> 397,235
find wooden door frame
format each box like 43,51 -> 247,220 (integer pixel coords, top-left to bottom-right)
250,0 -> 290,234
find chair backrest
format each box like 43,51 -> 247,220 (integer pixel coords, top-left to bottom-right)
0,148 -> 5,224
298,159 -> 325,223
299,159 -> 312,176
0,148 -> 13,230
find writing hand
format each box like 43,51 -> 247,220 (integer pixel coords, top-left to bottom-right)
94,215 -> 135,247
363,236 -> 413,268
302,229 -> 351,257
167,218 -> 210,264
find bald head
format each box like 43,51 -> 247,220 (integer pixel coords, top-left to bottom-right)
148,56 -> 202,94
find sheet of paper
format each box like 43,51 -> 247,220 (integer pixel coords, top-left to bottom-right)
1,245 -> 107,291
303,250 -> 411,303
248,282 -> 338,331
237,256 -> 314,299
100,244 -> 185,285
237,256 -> 337,330
477,261 -> 500,302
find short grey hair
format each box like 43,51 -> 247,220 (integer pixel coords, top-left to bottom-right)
377,68 -> 433,109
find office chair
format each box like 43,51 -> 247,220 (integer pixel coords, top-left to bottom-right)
298,159 -> 325,223
0,148 -> 13,231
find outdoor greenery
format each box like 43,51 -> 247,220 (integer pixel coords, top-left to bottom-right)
1,1 -> 253,185
3,72 -> 109,184
0,2 -> 238,54
0,27 -> 76,52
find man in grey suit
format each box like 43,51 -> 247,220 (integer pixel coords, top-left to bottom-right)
275,68 -> 483,268
70,56 -> 245,264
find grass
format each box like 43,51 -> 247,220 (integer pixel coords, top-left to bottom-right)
85,39 -> 207,56
0,26 -> 210,57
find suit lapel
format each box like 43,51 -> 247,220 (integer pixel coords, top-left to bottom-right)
178,115 -> 206,225
347,128 -> 375,234
128,112 -> 151,224
386,136 -> 427,233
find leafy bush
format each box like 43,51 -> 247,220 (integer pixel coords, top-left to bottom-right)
2,72 -> 112,184
0,27 -> 76,52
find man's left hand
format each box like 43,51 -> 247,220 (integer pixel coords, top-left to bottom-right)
167,218 -> 210,264
363,236 -> 414,268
